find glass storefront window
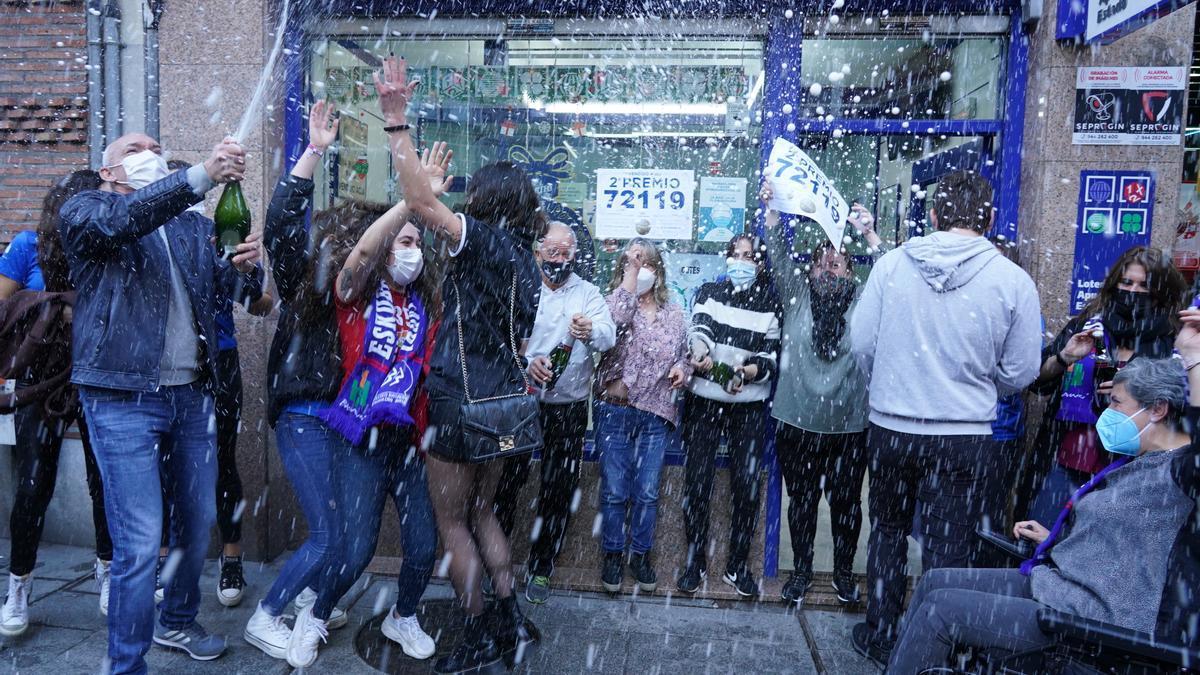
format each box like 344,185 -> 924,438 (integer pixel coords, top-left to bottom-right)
307,26 -> 766,294
799,36 -> 1005,121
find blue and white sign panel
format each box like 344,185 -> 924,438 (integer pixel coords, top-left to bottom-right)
1057,0 -> 1178,42
1070,169 -> 1156,314
595,168 -> 696,241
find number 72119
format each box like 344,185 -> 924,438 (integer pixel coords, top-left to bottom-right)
602,189 -> 686,210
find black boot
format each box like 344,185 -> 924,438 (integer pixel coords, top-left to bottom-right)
433,614 -> 501,674
489,595 -> 540,667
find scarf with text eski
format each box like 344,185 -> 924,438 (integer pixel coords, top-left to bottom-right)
322,282 -> 427,445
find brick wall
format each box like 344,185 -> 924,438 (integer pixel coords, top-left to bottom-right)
0,0 -> 89,242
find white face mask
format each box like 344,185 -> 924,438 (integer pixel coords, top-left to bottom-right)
113,149 -> 169,190
387,247 -> 423,286
635,267 -> 656,296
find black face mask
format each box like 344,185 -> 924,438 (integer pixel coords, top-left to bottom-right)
810,272 -> 856,302
1103,289 -> 1173,344
541,259 -> 574,285
1110,289 -> 1153,320
809,272 -> 857,361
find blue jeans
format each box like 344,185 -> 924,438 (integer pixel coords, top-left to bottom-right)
596,402 -> 669,554
313,430 -> 437,621
79,384 -> 217,675
260,412 -> 344,616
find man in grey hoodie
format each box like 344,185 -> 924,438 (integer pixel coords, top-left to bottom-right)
847,170 -> 1042,665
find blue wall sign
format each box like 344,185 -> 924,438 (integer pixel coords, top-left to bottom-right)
1056,0 -> 1184,42
1069,169 -> 1156,315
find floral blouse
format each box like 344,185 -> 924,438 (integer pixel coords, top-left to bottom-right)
596,288 -> 691,426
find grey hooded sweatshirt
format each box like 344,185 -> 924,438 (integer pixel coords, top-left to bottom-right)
849,231 -> 1042,436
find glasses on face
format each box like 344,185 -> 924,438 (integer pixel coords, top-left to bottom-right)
539,245 -> 576,261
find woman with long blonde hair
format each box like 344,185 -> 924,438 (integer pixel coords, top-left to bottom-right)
595,238 -> 691,595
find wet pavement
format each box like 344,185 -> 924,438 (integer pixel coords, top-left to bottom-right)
0,539 -> 880,674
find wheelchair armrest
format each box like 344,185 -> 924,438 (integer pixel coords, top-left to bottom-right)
975,527 -> 1033,560
1036,608 -> 1200,667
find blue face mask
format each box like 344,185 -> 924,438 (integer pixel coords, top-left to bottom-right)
1095,407 -> 1150,456
727,260 -> 757,288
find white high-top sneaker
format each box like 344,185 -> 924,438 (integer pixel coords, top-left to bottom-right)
293,586 -> 348,630
0,573 -> 32,636
95,559 -> 111,617
286,605 -> 328,668
243,603 -> 292,659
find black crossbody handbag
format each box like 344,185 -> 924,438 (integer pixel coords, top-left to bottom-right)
451,274 -> 543,463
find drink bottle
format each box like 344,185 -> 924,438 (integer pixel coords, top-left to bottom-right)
708,360 -> 736,387
545,336 -> 576,390
214,182 -> 251,257
1091,318 -> 1118,387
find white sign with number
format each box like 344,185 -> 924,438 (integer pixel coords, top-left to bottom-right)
765,138 -> 849,248
595,169 -> 696,240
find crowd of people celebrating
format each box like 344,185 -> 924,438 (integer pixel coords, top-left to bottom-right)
0,56 -> 1196,675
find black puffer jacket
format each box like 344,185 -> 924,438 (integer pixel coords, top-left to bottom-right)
263,175 -> 342,426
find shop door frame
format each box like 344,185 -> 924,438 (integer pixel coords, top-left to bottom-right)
756,13 -> 1029,579
905,138 -> 994,240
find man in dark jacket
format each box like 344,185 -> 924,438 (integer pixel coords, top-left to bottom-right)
58,132 -> 262,675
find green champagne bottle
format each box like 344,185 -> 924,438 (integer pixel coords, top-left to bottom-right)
214,182 -> 251,257
545,335 -> 576,390
708,360 -> 736,387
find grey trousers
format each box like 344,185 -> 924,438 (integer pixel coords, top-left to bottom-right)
886,568 -> 1052,675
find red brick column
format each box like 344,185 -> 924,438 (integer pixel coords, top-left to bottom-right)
0,0 -> 89,243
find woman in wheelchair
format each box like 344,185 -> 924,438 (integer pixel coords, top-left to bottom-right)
887,339 -> 1200,674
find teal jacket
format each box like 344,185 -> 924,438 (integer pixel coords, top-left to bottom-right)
765,221 -> 888,434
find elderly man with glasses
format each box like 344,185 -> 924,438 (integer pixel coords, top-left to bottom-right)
494,220 -> 616,604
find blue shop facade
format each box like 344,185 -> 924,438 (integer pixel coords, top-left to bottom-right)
279,0 -> 1047,577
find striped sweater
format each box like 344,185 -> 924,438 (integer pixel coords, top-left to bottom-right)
687,279 -> 783,403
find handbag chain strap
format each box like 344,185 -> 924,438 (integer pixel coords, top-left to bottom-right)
453,273 -> 531,405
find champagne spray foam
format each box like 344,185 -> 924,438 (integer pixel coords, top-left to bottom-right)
233,0 -> 291,145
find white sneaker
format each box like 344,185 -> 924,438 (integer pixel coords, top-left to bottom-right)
286,605 -> 328,669
381,609 -> 435,659
95,559 -> 111,617
243,603 -> 291,660
293,586 -> 348,630
0,573 -> 31,637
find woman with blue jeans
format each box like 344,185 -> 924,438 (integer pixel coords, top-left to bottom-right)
295,141 -> 453,668
250,101 -> 448,667
247,100 -> 357,662
595,239 -> 690,594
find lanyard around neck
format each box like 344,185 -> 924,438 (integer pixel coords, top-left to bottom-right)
1019,457 -> 1130,576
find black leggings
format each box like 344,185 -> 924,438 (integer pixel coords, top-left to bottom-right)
776,422 -> 867,576
214,348 -> 244,545
8,403 -> 111,575
680,394 -> 766,573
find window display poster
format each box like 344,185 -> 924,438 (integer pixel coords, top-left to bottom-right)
662,253 -> 726,313
1072,67 -> 1185,146
1070,169 -> 1156,314
337,116 -> 369,200
595,168 -> 696,241
697,177 -> 748,243
765,137 -> 850,249
1173,182 -> 1200,272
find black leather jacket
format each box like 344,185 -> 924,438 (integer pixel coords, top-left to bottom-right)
58,169 -> 263,392
263,174 -> 343,426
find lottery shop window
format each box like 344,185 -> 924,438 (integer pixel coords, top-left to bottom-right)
307,22 -> 765,304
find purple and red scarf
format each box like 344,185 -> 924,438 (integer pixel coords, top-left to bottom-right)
321,282 -> 427,445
